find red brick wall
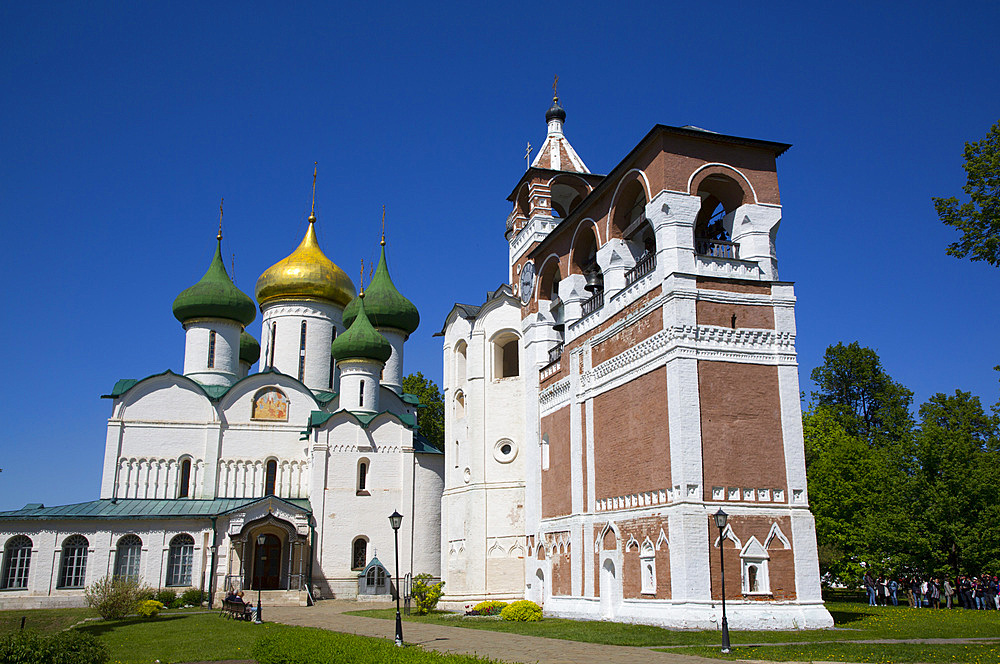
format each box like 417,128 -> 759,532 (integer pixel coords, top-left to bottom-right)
696,277 -> 771,295
696,301 -> 774,329
541,406 -> 572,518
593,368 -> 670,500
618,516 -> 672,600
708,515 -> 796,600
592,307 -> 664,365
698,361 -> 786,500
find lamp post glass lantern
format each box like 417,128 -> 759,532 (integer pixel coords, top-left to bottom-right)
389,511 -> 403,647
255,534 -> 265,624
713,508 -> 730,653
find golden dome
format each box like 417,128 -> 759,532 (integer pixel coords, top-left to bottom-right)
255,215 -> 356,307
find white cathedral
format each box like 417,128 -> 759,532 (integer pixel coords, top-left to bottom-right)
0,95 -> 832,630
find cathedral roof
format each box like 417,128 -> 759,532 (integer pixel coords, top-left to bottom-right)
329,295 -> 392,363
102,368 -> 337,406
172,238 -> 257,327
0,496 -> 312,520
530,94 -> 590,174
255,214 -> 356,308
342,243 -> 419,334
239,332 -> 260,365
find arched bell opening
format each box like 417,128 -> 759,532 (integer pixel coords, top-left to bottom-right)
693,173 -> 747,259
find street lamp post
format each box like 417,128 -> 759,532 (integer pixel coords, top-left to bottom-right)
389,510 -> 404,647
255,534 -> 265,624
713,508 -> 730,653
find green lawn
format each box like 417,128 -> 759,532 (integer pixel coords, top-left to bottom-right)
0,606 -> 98,633
350,602 -> 1000,661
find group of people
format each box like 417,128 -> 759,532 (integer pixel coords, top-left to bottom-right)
863,573 -> 1000,609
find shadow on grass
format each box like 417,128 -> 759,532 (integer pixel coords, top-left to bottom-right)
74,615 -> 187,637
829,608 -> 873,626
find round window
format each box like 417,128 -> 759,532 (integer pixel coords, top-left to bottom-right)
493,438 -> 517,463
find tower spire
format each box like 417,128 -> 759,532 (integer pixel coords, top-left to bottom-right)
309,162 -> 318,223
218,197 -> 224,242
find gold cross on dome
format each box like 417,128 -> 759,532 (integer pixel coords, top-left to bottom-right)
553,74 -> 559,99
218,197 -> 224,241
311,162 -> 318,217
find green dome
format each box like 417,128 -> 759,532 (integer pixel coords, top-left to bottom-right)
240,331 -> 260,365
330,295 -> 392,363
173,240 -> 257,327
342,244 -> 419,335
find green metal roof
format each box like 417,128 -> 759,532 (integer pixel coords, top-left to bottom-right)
103,368 -> 331,409
0,497 -> 311,521
342,244 -> 419,335
330,296 -> 392,363
172,239 -> 257,327
413,431 -> 443,454
305,409 -> 416,433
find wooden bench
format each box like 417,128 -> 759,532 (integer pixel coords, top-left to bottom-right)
220,599 -> 253,620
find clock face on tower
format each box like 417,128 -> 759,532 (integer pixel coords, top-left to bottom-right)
519,261 -> 535,305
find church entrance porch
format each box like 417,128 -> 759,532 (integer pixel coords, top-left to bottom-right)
220,506 -> 312,606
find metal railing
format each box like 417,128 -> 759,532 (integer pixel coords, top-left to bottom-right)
695,238 -> 739,259
625,252 -> 656,286
582,290 -> 604,317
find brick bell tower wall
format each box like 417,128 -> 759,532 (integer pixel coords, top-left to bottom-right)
592,368 -> 670,501
697,361 -> 787,501
540,406 -> 572,518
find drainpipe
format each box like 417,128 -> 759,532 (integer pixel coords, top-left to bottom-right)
308,518 -> 316,597
208,516 -> 219,609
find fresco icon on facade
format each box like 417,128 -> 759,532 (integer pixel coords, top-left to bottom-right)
252,388 -> 289,421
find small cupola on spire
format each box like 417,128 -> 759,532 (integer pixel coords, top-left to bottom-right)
531,76 -> 590,174
172,200 -> 256,386
342,224 -> 419,394
331,286 -> 391,413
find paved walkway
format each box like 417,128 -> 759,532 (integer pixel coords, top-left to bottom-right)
266,600 -> 720,664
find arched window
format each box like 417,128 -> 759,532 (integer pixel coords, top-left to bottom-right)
357,460 -> 368,494
264,459 -> 277,496
166,534 -> 194,587
298,321 -> 307,381
694,173 -> 746,258
454,341 -> 467,385
352,538 -> 367,570
178,458 -> 192,498
492,331 -> 520,379
453,440 -> 459,468
114,534 -> 142,580
58,535 -> 89,588
359,380 -> 365,408
454,391 -> 465,420
207,330 -> 217,368
1,536 -> 32,589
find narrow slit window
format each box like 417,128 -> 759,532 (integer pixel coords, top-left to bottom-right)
268,324 -> 276,368
264,459 -> 277,496
329,329 -> 337,389
178,459 -> 191,498
358,462 -> 367,492
298,321 -> 307,381
359,380 -> 365,408
207,330 -> 216,368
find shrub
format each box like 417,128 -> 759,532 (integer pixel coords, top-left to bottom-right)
0,629 -> 108,664
411,573 -> 445,615
253,628 -> 503,663
137,599 -> 164,618
468,600 -> 508,616
154,589 -> 179,608
137,586 -> 157,601
181,588 -> 205,606
500,600 -> 542,622
84,575 -> 148,620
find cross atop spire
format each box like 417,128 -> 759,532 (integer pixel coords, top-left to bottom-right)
532,80 -> 590,174
381,205 -> 386,246
309,162 -> 318,222
553,74 -> 559,101
218,198 -> 224,241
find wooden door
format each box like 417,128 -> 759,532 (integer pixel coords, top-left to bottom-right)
252,534 -> 282,590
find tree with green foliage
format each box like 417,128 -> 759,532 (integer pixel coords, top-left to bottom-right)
402,372 -> 444,451
934,120 -> 1000,266
911,391 -> 1000,575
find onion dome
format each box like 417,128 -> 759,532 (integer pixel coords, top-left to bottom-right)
330,294 -> 392,363
239,331 -> 260,365
545,96 -> 566,123
342,243 -> 419,335
173,239 -> 256,326
255,215 -> 356,308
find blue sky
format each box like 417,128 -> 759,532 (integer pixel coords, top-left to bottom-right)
1,2 -> 998,510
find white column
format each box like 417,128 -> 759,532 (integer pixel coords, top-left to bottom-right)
379,328 -> 406,394
337,359 -> 382,413
729,203 -> 782,280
